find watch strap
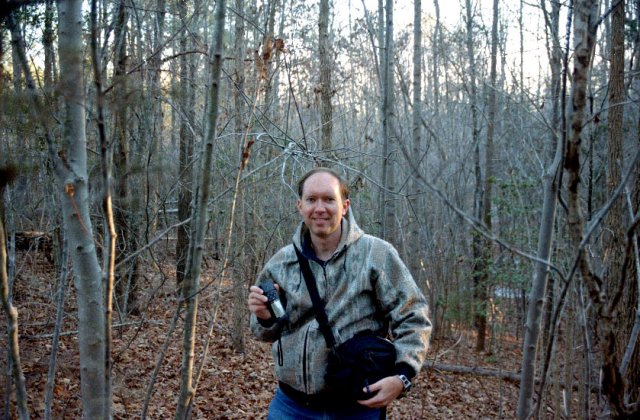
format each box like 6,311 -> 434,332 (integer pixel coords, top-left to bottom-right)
398,374 -> 412,394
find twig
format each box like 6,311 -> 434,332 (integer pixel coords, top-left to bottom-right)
141,305 -> 182,420
44,239 -> 68,420
116,218 -> 192,269
24,320 -> 166,340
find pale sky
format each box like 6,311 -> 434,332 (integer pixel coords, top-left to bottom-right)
336,0 -> 549,87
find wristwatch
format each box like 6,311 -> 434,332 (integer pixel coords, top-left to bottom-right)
397,374 -> 412,394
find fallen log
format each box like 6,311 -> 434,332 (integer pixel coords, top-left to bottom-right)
14,230 -> 54,262
425,362 -> 600,394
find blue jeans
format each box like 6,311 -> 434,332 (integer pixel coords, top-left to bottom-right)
267,387 -> 384,420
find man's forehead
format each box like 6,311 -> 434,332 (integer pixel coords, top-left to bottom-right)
302,173 -> 341,193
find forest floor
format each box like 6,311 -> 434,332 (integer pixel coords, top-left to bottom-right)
1,249 -> 525,419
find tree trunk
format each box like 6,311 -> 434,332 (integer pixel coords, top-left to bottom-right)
518,0 -> 524,102
604,0 -> 632,398
9,13 -> 22,95
43,0 -> 55,97
376,0 -> 384,238
176,0 -> 194,289
89,1 -> 117,417
465,0 -> 485,352
407,0 -> 423,283
259,0 -> 281,164
57,1 -> 107,417
175,0 -> 226,417
319,0 -> 333,155
133,0 -> 164,246
0,168 -> 29,420
626,0 -> 640,403
111,0 -> 138,316
231,0 -> 247,353
516,0 -> 563,417
380,0 -> 396,242
432,0 -> 440,114
477,0 -> 499,354
564,0 -> 634,417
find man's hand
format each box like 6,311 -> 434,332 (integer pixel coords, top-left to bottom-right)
247,284 -> 278,320
356,375 -> 404,408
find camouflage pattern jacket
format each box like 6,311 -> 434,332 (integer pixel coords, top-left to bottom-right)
250,209 -> 432,395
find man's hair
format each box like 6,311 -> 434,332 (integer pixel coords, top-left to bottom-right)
297,167 -> 350,200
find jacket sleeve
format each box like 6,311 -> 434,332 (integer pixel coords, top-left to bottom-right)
374,242 -> 432,378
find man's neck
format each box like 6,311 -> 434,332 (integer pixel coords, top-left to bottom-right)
310,230 -> 341,261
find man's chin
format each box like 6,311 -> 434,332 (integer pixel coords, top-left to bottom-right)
310,227 -> 335,237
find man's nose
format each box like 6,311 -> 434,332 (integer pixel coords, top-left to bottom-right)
313,201 -> 327,211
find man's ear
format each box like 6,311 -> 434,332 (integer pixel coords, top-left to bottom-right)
296,199 -> 303,213
342,198 -> 350,215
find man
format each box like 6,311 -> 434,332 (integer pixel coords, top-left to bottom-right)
248,168 -> 431,419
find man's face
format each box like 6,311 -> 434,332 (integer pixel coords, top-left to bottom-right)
297,172 -> 350,240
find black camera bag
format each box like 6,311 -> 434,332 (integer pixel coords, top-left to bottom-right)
294,245 -> 397,401
325,333 -> 396,400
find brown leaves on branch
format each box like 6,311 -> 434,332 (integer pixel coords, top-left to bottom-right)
240,140 -> 254,171
255,37 -> 286,80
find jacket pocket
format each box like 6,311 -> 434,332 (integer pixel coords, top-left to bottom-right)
272,321 -> 331,395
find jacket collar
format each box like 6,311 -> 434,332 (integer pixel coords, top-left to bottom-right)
293,209 -> 364,261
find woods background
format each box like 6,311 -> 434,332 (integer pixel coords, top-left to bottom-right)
1,0 -> 639,418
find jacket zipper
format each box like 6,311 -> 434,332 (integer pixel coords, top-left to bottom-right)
303,324 -> 310,394
321,263 -> 328,298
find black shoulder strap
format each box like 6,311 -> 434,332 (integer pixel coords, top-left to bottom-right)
293,245 -> 337,349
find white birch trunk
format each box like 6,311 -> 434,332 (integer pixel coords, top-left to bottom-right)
57,1 -> 106,417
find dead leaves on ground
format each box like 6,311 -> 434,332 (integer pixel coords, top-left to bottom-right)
1,251 -> 520,419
